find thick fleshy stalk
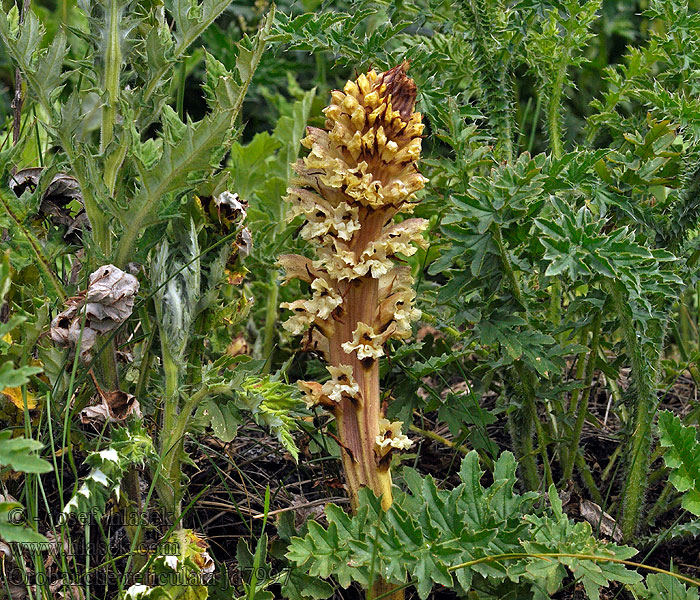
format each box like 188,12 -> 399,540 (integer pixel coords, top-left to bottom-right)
279,64 -> 427,516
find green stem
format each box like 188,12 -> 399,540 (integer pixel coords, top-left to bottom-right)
548,279 -> 561,326
462,0 -> 514,162
546,63 -> 566,160
0,190 -> 65,300
601,443 -> 623,482
98,341 -> 119,389
135,306 -> 156,399
158,341 -> 182,517
261,271 -> 280,373
563,310 -> 602,482
122,467 -> 146,572
527,95 -> 542,155
100,0 -> 122,153
176,59 -> 187,120
493,224 -> 544,488
679,290 -> 694,352
408,424 -> 468,455
158,381 -> 234,519
574,449 -> 604,505
516,362 -> 552,490
492,225 -> 525,308
560,327 -> 588,471
610,280 -> 664,540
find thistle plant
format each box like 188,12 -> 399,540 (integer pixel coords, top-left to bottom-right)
279,63 -> 427,511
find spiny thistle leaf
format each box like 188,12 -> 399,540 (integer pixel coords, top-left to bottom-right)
237,375 -> 305,461
63,423 -> 155,520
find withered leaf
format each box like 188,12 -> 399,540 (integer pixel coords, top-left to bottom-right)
579,498 -> 623,542
80,390 -> 141,424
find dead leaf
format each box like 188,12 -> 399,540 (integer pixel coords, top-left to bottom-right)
49,580 -> 85,600
9,168 -> 89,243
1,386 -> 37,410
579,498 -> 623,542
214,190 -> 247,225
50,265 -> 139,361
80,389 -> 141,424
236,227 -> 253,259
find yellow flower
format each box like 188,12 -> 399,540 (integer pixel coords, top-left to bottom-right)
305,278 -> 343,319
322,365 -> 360,403
297,63 -> 428,211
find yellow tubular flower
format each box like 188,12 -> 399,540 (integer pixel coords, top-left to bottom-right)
279,63 -> 425,529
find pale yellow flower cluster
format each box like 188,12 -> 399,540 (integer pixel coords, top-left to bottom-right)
297,364 -> 360,409
279,63 -> 427,346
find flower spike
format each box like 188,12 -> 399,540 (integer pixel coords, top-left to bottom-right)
279,63 -> 426,521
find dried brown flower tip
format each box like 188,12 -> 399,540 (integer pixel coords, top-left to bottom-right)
377,61 -> 417,121
80,389 -> 141,424
9,168 -> 89,243
50,265 -> 139,361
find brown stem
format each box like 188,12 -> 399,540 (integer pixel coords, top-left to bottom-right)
327,209 -> 400,599
330,272 -> 393,510
11,0 -> 31,148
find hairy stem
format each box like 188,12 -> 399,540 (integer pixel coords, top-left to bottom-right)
563,310 -> 602,482
546,63 -> 566,160
492,225 -> 544,488
100,0 -> 122,154
610,280 -> 664,540
157,341 -> 182,518
261,272 -> 280,373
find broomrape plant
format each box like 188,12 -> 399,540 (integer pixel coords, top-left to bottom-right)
279,63 -> 426,513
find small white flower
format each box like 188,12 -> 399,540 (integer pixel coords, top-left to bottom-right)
200,549 -> 216,574
62,496 -> 79,514
358,243 -> 393,278
393,305 -> 421,338
302,219 -> 333,240
375,418 -> 413,457
342,323 -> 385,360
281,300 -> 314,335
125,584 -> 151,599
315,245 -> 360,281
304,278 -> 342,319
383,290 -> 421,339
164,555 -> 179,571
331,202 -> 361,241
322,364 -> 360,402
297,381 -> 325,409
